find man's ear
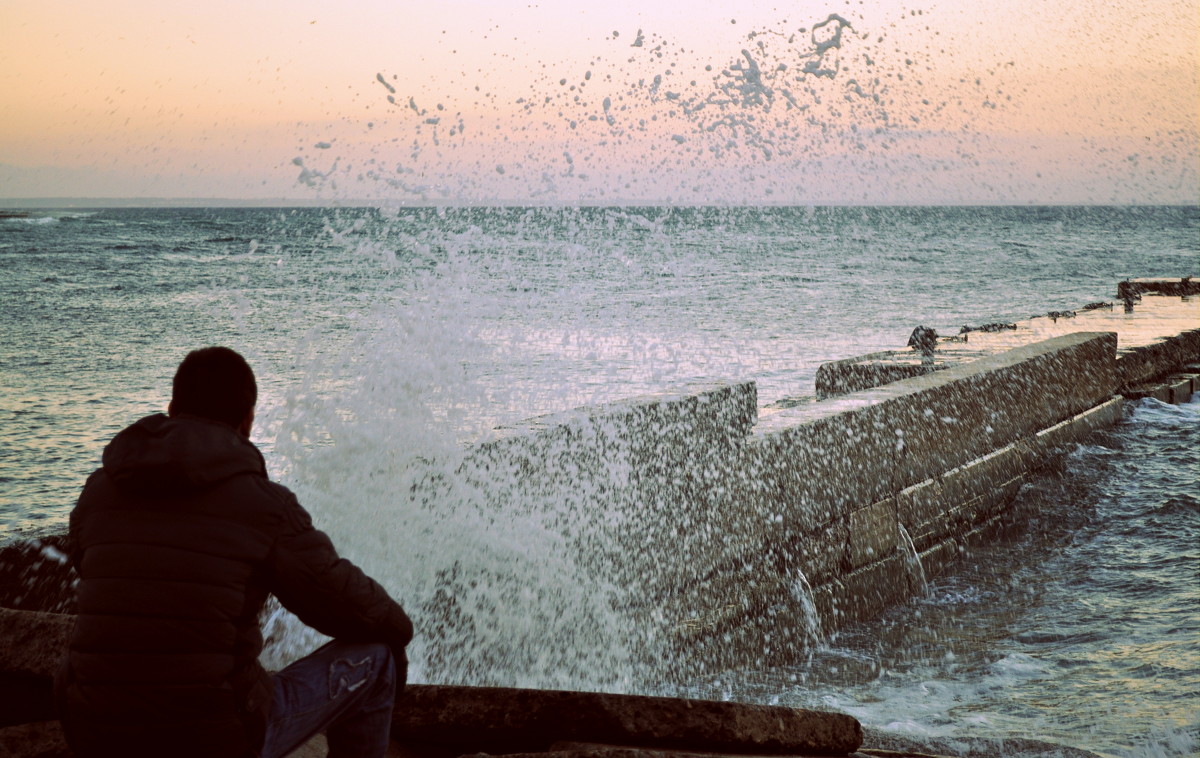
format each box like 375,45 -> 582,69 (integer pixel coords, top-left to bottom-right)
167,400 -> 176,417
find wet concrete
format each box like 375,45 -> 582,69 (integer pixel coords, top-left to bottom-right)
672,333 -> 1121,660
816,290 -> 1199,398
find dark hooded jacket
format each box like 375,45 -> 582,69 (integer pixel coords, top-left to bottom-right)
56,414 -> 413,757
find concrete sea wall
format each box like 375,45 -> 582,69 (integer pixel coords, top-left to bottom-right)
670,333 -> 1119,657
419,316 -> 1196,671
443,284 -> 1198,668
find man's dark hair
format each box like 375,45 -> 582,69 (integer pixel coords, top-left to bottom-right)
171,346 -> 257,427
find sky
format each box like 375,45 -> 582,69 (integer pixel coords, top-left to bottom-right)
1,0 -> 1197,205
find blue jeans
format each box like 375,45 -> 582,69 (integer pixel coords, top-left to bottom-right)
261,641 -> 397,758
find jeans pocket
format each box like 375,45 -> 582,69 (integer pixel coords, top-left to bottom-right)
328,655 -> 374,700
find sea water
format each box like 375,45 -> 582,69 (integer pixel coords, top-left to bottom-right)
1,205 -> 1197,756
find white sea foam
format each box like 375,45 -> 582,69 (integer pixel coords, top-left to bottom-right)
4,216 -> 59,225
257,237 -> 649,689
1130,394 -> 1200,425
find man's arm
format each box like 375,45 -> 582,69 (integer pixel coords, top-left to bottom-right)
266,492 -> 414,664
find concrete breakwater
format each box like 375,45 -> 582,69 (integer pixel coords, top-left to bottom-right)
451,289 -> 1196,672
1,280 -> 1196,757
460,334 -> 1123,661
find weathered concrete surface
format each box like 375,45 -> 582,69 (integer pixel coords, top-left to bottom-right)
1117,276 -> 1199,300
1170,374 -> 1196,403
464,383 -> 757,492
1122,383 -> 1172,402
752,332 -> 1116,527
451,382 -> 759,597
392,685 -> 862,757
814,352 -> 943,399
662,337 -> 1122,659
895,396 -> 1122,554
443,733 -> 1099,758
459,749 -> 711,758
816,554 -> 911,631
1030,396 -> 1125,453
714,331 -> 1117,587
814,293 -> 1199,398
1117,327 -> 1200,390
856,752 -> 957,758
847,500 -> 899,571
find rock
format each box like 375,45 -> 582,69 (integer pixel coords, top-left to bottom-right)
906,326 -> 938,356
0,721 -> 70,758
0,608 -> 72,729
393,684 -> 862,756
0,535 -> 77,614
0,608 -> 73,678
957,322 -> 1016,334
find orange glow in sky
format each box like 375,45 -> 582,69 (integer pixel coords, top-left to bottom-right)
1,1 -> 1196,204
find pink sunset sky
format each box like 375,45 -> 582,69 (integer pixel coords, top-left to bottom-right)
1,0 -> 1196,205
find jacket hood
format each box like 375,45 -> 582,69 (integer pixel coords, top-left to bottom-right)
102,413 -> 267,497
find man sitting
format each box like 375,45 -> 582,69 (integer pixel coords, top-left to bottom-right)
56,346 -> 414,758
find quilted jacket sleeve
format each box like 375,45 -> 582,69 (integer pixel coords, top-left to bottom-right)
266,488 -> 414,663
